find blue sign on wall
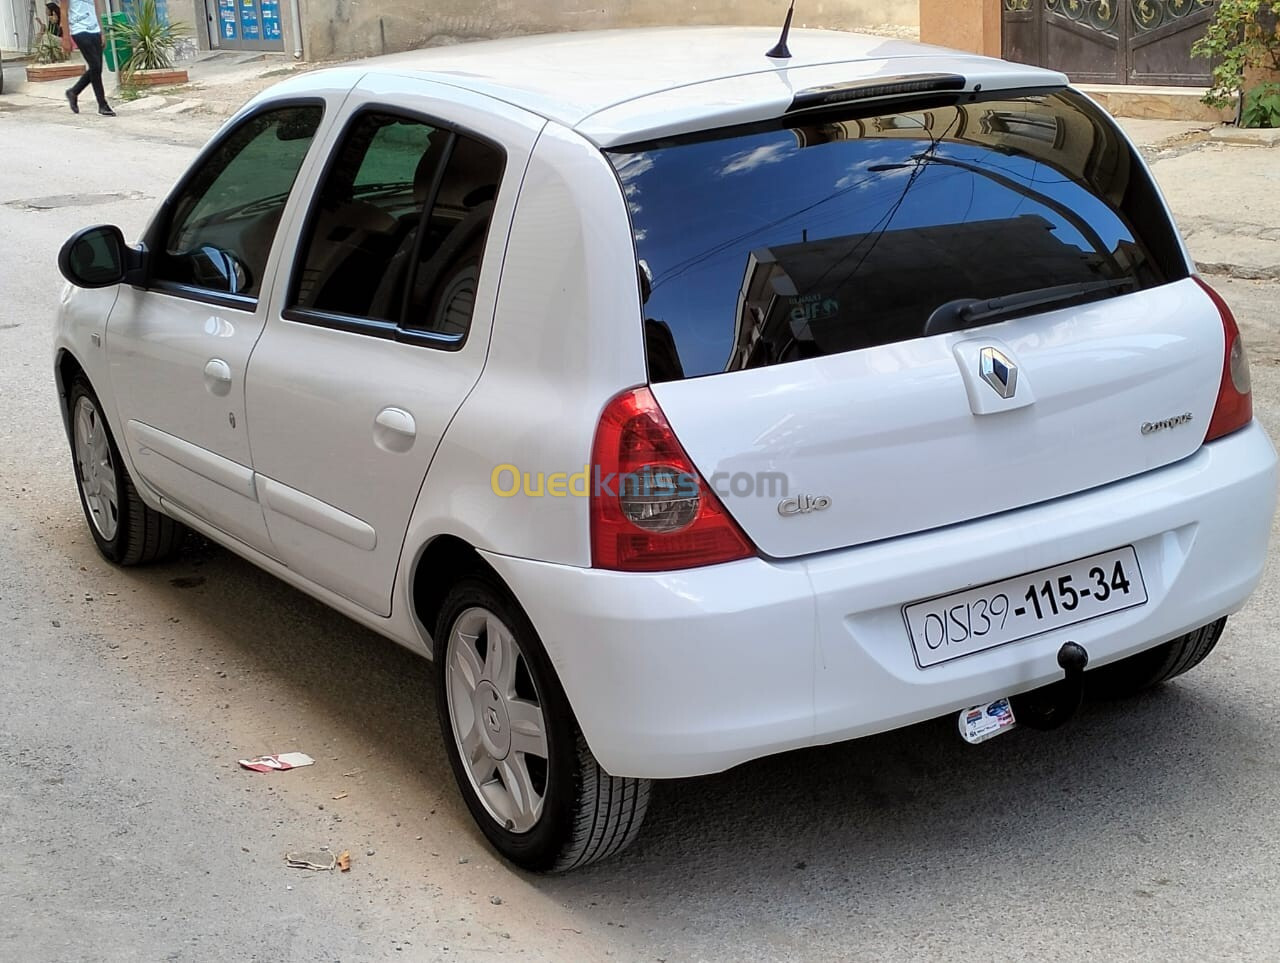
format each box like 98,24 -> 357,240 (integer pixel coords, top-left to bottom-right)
261,0 -> 281,41
240,0 -> 261,40
218,0 -> 237,39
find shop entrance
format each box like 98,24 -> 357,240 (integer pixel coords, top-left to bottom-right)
206,0 -> 283,51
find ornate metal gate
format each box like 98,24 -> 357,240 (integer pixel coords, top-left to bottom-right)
1003,0 -> 1214,86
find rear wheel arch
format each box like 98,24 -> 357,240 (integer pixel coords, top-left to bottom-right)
411,534 -> 507,658
409,534 -> 607,752
431,573 -> 651,870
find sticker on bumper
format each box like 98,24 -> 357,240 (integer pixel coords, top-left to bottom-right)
958,698 -> 1016,745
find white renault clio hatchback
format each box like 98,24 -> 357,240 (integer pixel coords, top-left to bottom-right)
54,27 -> 1277,871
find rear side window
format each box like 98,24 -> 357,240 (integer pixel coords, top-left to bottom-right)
289,111 -> 505,343
609,89 -> 1187,382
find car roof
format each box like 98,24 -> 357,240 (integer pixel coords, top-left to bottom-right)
309,27 -> 1068,147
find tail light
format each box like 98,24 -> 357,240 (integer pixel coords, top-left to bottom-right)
590,386 -> 756,571
1196,276 -> 1253,443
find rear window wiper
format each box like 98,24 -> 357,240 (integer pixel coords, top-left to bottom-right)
924,278 -> 1135,335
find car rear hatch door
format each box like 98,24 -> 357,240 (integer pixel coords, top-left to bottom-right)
609,87 -> 1221,559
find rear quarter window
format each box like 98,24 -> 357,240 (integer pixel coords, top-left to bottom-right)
609,89 -> 1187,383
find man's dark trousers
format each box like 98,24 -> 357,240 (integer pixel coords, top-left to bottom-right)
69,31 -> 107,108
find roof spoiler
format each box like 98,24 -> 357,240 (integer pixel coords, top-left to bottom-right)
787,73 -> 967,112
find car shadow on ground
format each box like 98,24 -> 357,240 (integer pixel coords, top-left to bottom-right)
58,519 -> 1271,942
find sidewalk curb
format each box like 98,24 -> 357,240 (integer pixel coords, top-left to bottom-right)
1209,127 -> 1280,148
1195,261 -> 1280,281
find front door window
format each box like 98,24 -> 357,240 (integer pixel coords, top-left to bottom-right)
152,104 -> 323,300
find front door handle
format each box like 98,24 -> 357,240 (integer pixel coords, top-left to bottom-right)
203,358 -> 233,396
374,407 -> 416,453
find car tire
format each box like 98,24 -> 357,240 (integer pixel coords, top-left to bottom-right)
1087,618 -> 1227,699
68,377 -> 187,566
434,577 -> 650,872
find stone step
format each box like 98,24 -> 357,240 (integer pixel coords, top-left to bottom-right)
1075,83 -> 1235,123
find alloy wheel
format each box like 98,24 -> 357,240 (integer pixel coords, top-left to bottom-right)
444,606 -> 550,833
73,395 -> 119,541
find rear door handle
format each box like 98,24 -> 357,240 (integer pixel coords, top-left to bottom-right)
203,358 -> 233,396
374,407 -> 416,452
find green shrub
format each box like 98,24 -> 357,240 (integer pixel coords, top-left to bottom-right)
1192,0 -> 1280,117
1242,80 -> 1280,126
109,0 -> 191,80
32,19 -> 69,64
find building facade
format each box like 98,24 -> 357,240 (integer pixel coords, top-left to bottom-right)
4,0 -> 1216,92
181,0 -> 916,60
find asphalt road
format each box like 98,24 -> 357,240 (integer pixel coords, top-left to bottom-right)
3,106 -> 1280,963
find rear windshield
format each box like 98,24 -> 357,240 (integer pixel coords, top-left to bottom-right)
608,89 -> 1187,383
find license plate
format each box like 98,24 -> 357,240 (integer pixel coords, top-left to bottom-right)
904,547 -> 1147,668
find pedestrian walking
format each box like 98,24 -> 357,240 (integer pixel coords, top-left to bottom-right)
65,0 -> 115,117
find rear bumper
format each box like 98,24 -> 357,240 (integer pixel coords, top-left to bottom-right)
483,422 -> 1277,779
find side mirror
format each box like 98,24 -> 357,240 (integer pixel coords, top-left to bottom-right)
58,225 -> 131,289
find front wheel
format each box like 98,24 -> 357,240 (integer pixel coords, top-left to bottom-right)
1087,618 -> 1228,699
435,578 -> 650,872
68,377 -> 187,565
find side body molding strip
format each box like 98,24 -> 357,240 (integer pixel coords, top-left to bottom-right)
126,420 -> 258,501
257,475 -> 378,552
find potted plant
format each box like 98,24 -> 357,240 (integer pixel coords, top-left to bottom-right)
111,0 -> 192,87
1193,0 -> 1280,127
25,17 -> 83,83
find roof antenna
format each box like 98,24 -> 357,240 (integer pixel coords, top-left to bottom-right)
766,1 -> 796,60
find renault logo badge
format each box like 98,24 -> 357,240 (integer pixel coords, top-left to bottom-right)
980,347 -> 1017,399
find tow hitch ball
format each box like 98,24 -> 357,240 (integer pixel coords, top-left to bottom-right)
957,642 -> 1090,745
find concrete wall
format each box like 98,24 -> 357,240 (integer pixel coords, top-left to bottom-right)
166,0 -> 203,52
300,0 -> 918,63
919,0 -> 999,56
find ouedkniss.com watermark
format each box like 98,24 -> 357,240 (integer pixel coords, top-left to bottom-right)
490,464 -> 790,499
